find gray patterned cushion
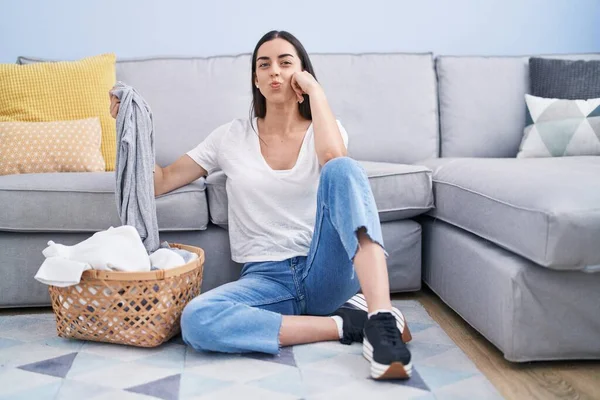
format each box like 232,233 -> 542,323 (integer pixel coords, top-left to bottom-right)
529,57 -> 600,100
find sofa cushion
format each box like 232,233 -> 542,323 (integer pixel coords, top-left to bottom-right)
0,172 -> 208,232
423,157 -> 600,270
436,53 -> 600,158
2,54 -> 117,170
206,161 -> 434,229
517,94 -> 600,158
0,118 -> 106,176
529,57 -> 600,100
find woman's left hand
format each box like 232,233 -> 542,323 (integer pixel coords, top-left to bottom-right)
291,71 -> 321,103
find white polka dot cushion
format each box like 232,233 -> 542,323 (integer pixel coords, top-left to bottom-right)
0,118 -> 105,175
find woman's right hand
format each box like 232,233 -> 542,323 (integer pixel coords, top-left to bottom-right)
109,89 -> 120,119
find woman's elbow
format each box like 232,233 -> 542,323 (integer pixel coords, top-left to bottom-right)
320,148 -> 348,165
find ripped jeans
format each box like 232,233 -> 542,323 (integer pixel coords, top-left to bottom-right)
181,157 -> 386,354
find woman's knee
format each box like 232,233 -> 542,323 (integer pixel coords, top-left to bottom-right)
321,156 -> 363,181
180,297 -> 226,351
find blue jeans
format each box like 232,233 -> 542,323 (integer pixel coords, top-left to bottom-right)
180,157 -> 386,354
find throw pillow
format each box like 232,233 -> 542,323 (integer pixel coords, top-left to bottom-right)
0,53 -> 117,170
0,118 -> 105,175
529,57 -> 600,100
517,94 -> 600,158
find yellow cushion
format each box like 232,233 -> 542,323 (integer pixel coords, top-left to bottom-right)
0,53 -> 117,171
0,118 -> 106,175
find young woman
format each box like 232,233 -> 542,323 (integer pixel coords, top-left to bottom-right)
110,30 -> 412,380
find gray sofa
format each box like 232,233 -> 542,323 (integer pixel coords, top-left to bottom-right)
1,52 -> 599,363
421,54 -> 600,362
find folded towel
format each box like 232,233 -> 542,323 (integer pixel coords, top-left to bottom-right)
111,81 -> 159,253
34,258 -> 92,288
159,241 -> 199,263
149,248 -> 186,270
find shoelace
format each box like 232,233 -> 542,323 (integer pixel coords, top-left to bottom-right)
345,325 -> 364,343
377,317 -> 401,345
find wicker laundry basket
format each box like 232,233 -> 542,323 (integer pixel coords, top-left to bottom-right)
48,243 -> 204,348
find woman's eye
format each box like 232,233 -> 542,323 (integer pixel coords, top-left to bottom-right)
282,61 -> 292,66
259,63 -> 269,68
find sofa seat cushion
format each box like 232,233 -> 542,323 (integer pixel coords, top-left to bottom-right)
422,157 -> 600,270
206,160 -> 434,228
0,172 -> 208,232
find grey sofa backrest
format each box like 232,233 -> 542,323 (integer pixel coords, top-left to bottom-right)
116,56 -> 251,166
115,53 -> 440,165
436,53 -> 600,158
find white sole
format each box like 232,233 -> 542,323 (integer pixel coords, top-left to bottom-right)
363,337 -> 412,379
345,293 -> 412,343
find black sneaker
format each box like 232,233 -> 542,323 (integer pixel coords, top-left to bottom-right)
345,293 -> 412,343
332,305 -> 368,345
363,312 -> 412,379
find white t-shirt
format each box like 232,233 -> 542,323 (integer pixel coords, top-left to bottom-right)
186,117 -> 349,263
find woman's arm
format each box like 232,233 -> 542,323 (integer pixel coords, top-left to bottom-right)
154,155 -> 207,196
292,72 -> 347,165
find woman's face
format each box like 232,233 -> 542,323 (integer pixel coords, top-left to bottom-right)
255,38 -> 302,104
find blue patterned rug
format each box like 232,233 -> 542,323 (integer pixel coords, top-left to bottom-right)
0,300 -> 502,399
